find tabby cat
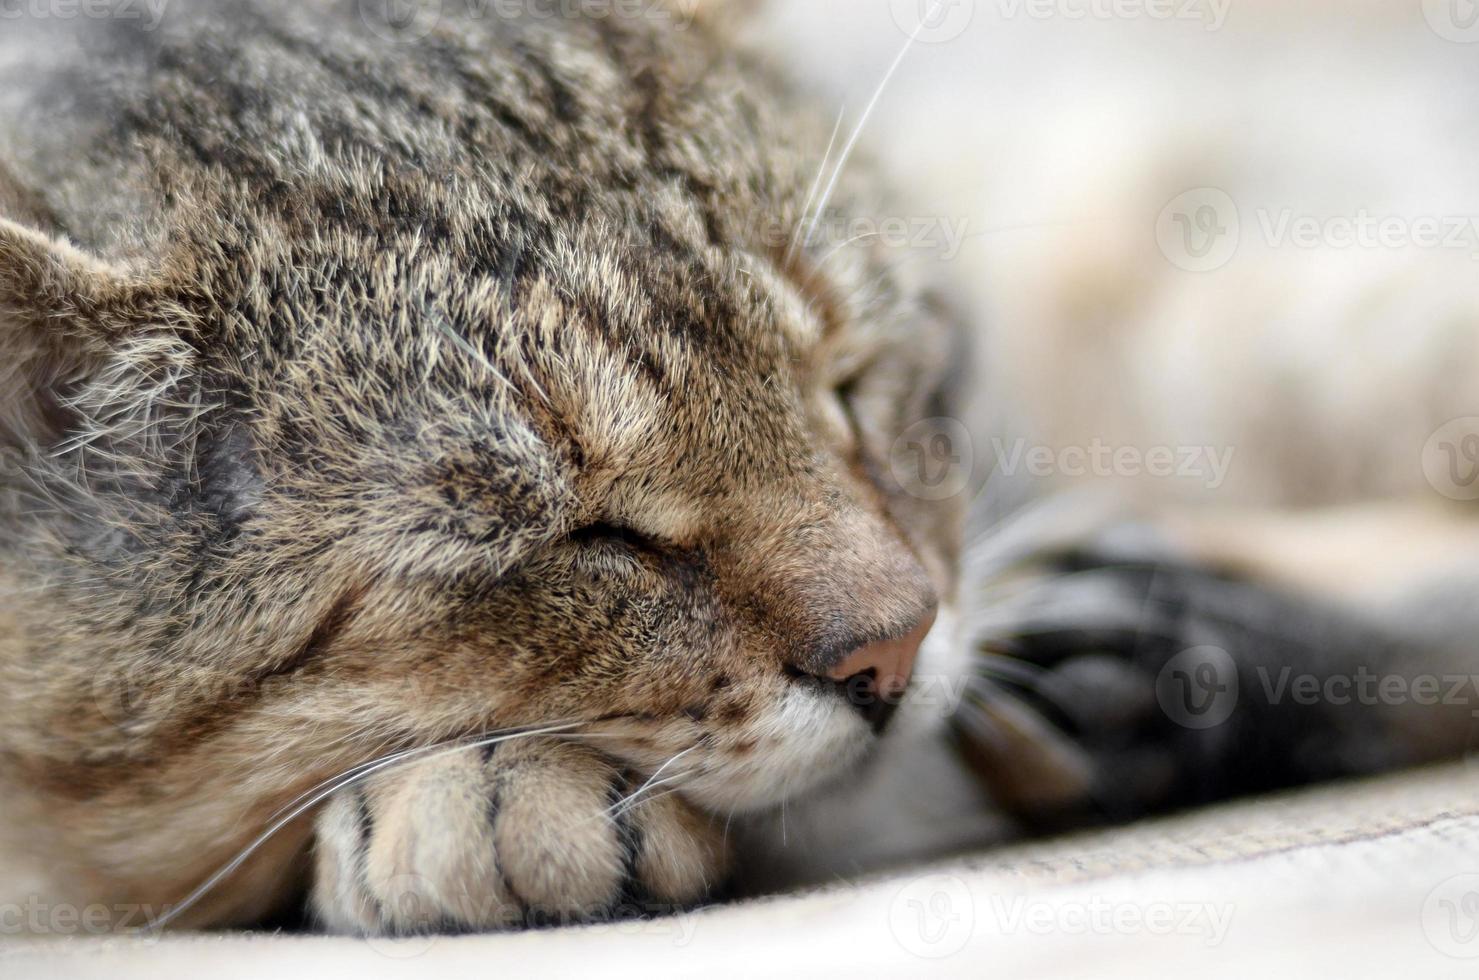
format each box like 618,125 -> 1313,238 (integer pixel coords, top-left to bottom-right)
0,0 -> 1472,936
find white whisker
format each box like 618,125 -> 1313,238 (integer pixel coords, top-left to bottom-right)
432,315 -> 526,399
613,785 -> 685,818
251,717 -> 588,834
802,1 -> 942,254
604,773 -> 690,822
149,720 -> 589,932
816,231 -> 883,271
602,745 -> 700,821
786,105 -> 847,267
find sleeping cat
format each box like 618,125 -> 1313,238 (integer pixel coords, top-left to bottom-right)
0,0 -> 970,930
0,0 -> 1472,936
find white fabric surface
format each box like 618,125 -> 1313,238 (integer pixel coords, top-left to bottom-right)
7,763 -> 1479,979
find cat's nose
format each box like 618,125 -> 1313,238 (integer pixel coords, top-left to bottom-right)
823,606 -> 937,733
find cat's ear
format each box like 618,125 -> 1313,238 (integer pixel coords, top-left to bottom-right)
0,217 -> 146,449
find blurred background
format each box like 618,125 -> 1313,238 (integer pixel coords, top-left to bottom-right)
751,0 -> 1479,508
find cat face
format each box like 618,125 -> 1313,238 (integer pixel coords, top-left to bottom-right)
0,2 -> 969,899
250,228 -> 967,812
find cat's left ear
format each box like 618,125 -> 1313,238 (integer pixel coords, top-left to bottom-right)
0,217 -> 152,448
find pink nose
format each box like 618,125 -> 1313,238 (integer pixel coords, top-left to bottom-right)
825,607 -> 936,731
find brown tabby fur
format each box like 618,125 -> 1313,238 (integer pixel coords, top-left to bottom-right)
0,0 -> 968,929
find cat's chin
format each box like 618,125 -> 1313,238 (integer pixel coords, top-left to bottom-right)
674,689 -> 877,814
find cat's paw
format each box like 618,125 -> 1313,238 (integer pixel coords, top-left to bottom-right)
962,545 -> 1420,826
311,738 -> 730,935
959,549 -> 1258,825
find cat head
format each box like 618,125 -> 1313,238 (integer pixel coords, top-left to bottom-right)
0,3 -> 973,833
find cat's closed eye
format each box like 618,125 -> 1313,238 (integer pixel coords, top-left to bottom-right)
833,376 -> 867,451
815,374 -> 867,458
568,521 -> 669,556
